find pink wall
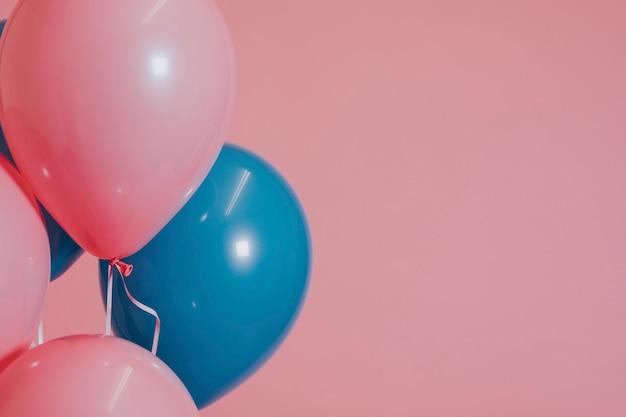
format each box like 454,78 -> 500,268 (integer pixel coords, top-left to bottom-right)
35,0 -> 626,416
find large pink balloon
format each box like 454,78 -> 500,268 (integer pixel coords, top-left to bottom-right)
0,0 -> 236,259
0,335 -> 200,416
0,156 -> 49,371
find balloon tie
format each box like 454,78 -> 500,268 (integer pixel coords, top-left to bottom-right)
111,259 -> 133,277
106,259 -> 161,355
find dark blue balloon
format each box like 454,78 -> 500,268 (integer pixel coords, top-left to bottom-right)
0,19 -> 83,280
98,144 -> 311,409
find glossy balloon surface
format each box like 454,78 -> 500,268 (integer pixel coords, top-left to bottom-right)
0,0 -> 236,259
0,119 -> 83,280
0,156 -> 49,370
99,144 -> 311,408
0,335 -> 200,417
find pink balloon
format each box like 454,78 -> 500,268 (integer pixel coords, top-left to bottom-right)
0,0 -> 17,21
0,156 -> 49,371
0,0 -> 236,259
0,335 -> 200,416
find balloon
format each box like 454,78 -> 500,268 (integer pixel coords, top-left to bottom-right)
41,207 -> 84,280
0,335 -> 200,416
0,0 -> 17,21
0,120 -> 11,168
99,144 -> 311,408
0,0 -> 236,259
0,19 -> 83,280
0,155 -> 49,371
0,110 -> 82,281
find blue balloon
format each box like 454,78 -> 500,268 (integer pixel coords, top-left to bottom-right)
98,144 -> 311,409
0,18 -> 83,280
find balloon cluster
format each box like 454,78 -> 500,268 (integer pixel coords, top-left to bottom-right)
0,1 -> 310,415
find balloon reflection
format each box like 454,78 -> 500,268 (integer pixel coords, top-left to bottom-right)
225,169 -> 250,215
151,56 -> 169,78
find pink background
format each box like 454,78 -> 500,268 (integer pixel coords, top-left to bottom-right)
3,0 -> 626,415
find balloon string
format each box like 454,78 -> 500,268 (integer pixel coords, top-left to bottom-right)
106,263 -> 113,336
30,321 -> 44,348
37,321 -> 43,345
109,259 -> 161,355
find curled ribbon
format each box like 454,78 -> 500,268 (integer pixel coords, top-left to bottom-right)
105,259 -> 161,355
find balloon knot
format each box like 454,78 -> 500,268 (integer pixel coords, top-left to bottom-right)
110,259 -> 133,277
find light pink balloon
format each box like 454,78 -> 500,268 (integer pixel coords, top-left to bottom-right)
0,0 -> 17,20
0,156 -> 49,371
0,335 -> 200,416
0,0 -> 236,259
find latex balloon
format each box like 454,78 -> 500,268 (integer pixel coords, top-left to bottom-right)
0,0 -> 17,21
0,115 -> 83,281
99,144 -> 311,408
0,155 -> 49,371
0,0 -> 236,259
0,118 -> 10,168
0,19 -> 83,280
0,335 -> 200,417
41,208 -> 84,279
